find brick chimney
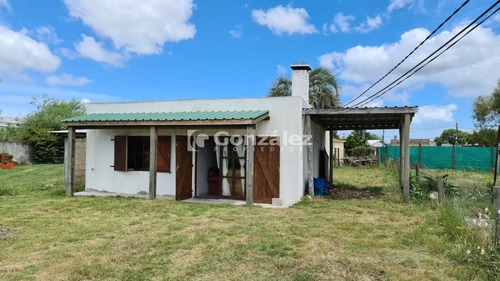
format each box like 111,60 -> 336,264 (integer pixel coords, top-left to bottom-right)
290,64 -> 312,105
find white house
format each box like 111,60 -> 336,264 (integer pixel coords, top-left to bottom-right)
63,65 -> 418,206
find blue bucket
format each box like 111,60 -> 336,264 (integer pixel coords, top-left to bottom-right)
313,178 -> 325,196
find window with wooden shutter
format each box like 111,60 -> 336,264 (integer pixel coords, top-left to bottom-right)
114,136 -> 127,171
157,136 -> 171,173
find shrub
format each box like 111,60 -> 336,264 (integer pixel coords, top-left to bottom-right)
351,146 -> 372,157
410,173 -> 461,202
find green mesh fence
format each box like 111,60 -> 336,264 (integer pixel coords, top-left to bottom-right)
380,146 -> 495,172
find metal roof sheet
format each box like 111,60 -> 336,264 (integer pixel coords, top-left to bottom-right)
62,110 -> 269,123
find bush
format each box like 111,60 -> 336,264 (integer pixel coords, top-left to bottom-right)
410,173 -> 461,202
0,96 -> 85,164
21,123 -> 63,163
351,146 -> 372,157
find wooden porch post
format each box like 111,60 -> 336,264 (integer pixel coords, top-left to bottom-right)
401,114 -> 411,203
305,115 -> 314,196
329,130 -> 334,184
149,126 -> 158,200
246,126 -> 255,206
65,126 -> 76,197
399,126 -> 403,189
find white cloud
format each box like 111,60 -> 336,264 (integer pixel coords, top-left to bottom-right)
45,74 -> 92,86
331,13 -> 355,33
0,25 -> 60,74
74,35 -> 127,67
36,26 -> 63,45
494,14 -> 500,23
229,24 -> 243,38
413,104 -> 457,124
252,5 -> 317,36
355,15 -> 383,33
0,0 -> 9,10
277,64 -> 287,76
64,0 -> 196,55
388,0 -> 415,13
328,13 -> 382,34
319,25 -> 500,99
0,83 -> 121,116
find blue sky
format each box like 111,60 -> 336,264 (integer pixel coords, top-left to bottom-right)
0,0 -> 499,141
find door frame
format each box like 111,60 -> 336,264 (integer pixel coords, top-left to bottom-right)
175,135 -> 193,200
218,136 -> 247,200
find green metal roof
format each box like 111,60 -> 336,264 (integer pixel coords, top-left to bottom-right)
62,110 -> 269,123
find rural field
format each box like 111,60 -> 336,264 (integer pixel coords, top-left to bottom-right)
0,164 -> 497,280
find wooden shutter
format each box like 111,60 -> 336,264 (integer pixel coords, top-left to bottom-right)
114,136 -> 127,171
157,136 -> 171,173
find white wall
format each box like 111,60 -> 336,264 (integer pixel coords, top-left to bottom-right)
85,96 -> 305,205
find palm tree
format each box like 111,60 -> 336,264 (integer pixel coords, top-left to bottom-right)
268,66 -> 341,109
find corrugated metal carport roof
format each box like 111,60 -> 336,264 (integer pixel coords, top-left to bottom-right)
305,106 -> 418,130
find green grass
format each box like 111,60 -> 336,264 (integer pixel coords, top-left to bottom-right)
0,164 -> 495,280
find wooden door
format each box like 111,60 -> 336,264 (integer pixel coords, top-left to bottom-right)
176,136 -> 193,200
254,137 -> 280,204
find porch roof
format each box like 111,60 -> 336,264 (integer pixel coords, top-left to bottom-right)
62,110 -> 270,127
305,106 -> 418,130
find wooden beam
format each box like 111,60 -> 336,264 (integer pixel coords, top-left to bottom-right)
246,126 -> 255,206
305,107 -> 418,115
64,126 -> 76,197
149,126 -> 158,200
329,130 -> 334,184
401,114 -> 411,203
305,115 -> 314,196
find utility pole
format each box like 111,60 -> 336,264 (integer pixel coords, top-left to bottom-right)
382,129 -> 385,145
455,122 -> 459,146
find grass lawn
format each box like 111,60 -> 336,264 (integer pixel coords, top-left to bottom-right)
0,164 -> 495,280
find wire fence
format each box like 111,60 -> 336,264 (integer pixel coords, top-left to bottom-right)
380,146 -> 495,172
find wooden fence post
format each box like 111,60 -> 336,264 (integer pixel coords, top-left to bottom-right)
418,143 -> 422,168
493,186 -> 500,245
384,146 -> 389,169
494,125 -> 500,186
452,146 -> 455,170
377,147 -> 381,167
491,147 -> 494,173
416,163 -> 420,182
437,174 -> 445,205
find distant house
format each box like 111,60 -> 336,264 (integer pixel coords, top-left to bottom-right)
366,139 -> 384,148
390,138 -> 434,146
62,65 -> 418,206
366,139 -> 384,156
0,116 -> 21,128
332,139 -> 346,164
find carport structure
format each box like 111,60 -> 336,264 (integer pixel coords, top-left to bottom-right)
305,106 -> 418,203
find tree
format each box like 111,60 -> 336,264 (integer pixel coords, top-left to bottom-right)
469,129 -> 496,147
434,129 -> 471,146
268,66 -> 341,109
472,79 -> 500,128
0,96 -> 85,163
345,130 -> 380,150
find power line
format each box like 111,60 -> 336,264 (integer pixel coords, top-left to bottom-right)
350,1 -> 500,107
354,3 -> 500,107
343,0 -> 471,107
